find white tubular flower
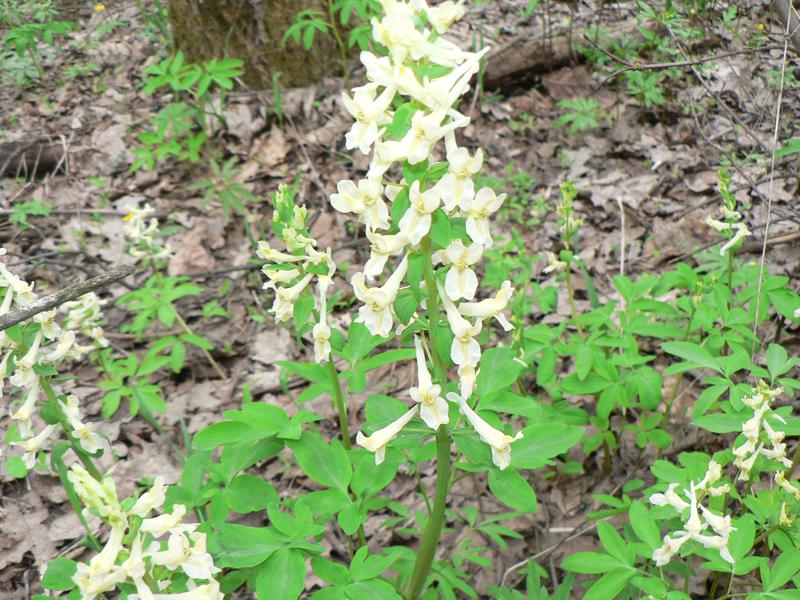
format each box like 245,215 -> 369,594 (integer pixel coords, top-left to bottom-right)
364,231 -> 409,280
140,504 -> 188,536
380,109 -> 470,165
10,376 -> 39,422
720,223 -> 751,255
148,581 -> 224,600
696,460 -> 723,492
439,285 -> 482,366
433,239 -> 482,301
11,424 -> 55,468
700,506 -> 734,538
426,0 -> 465,33
262,266 -> 301,290
409,336 -> 449,429
458,280 -> 515,331
179,531 -> 220,580
780,502 -> 794,526
652,533 -> 691,567
63,394 -> 104,454
361,51 -> 427,100
147,530 -> 192,572
399,181 -> 440,244
34,310 -> 61,340
437,133 -> 483,211
330,178 -> 390,232
0,350 -> 11,394
761,443 -> 792,468
447,392 -> 523,470
356,405 -> 420,464
270,273 -> 314,323
256,241 -> 307,264
457,364 -> 477,399
417,51 -> 486,111
741,403 -> 768,443
736,444 -> 761,480
693,533 -> 735,565
0,262 -> 36,305
462,187 -> 506,246
371,11 -> 427,64
39,329 -> 75,363
119,535 -> 146,584
775,472 -> 800,501
342,83 -> 396,154
705,217 -> 751,256
10,330 -> 42,387
763,419 -> 786,445
351,254 -> 409,337
69,465 -> 126,527
543,251 -> 567,274
312,279 -> 332,364
129,477 -> 168,518
0,284 -> 13,316
73,527 -> 127,599
685,483 -> 703,536
650,483 -> 690,512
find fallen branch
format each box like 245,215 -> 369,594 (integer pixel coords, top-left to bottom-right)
483,20 -> 640,90
0,264 -> 135,331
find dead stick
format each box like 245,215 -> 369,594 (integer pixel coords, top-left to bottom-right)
0,265 -> 135,331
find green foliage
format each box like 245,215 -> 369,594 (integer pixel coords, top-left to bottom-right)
0,0 -> 56,26
190,157 -> 260,218
625,71 -> 665,108
1,13 -> 76,87
556,97 -> 607,133
132,51 -> 244,170
9,199 -> 52,229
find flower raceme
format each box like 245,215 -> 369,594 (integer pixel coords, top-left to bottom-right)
68,465 -> 224,600
320,0 -> 523,469
256,184 -> 337,364
1,249 -> 108,469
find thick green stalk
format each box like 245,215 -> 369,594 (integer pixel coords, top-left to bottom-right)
405,236 -> 451,599
405,426 -> 451,599
325,358 -> 351,450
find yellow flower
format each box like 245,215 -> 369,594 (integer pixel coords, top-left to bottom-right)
758,23 -> 765,31
95,3 -> 106,11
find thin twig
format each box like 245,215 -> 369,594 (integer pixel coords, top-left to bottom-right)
584,33 -> 781,88
0,265 -> 135,331
752,11 -> 792,356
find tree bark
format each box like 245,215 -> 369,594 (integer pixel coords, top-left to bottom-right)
166,0 -> 342,89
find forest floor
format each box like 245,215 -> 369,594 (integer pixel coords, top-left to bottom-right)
1,1 -> 799,598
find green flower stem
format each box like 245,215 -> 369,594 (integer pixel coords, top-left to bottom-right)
325,358 -> 352,451
405,236 -> 452,599
420,237 -> 448,382
405,425 -> 451,600
324,359 -> 365,549
564,267 -> 585,340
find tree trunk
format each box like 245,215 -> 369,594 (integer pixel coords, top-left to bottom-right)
166,0 -> 341,89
